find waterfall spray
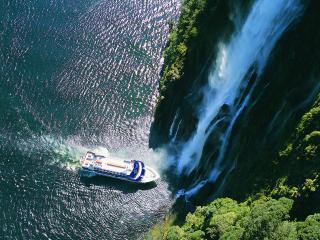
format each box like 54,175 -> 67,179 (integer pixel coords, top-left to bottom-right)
174,0 -> 302,192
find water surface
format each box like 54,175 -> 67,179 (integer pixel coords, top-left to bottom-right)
0,0 -> 180,239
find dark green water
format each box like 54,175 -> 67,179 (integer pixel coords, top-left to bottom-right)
0,0 -> 180,239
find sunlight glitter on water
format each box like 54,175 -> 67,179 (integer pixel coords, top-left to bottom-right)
0,0 -> 180,239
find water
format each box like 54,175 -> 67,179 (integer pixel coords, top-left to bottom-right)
173,0 -> 302,196
0,0 -> 180,239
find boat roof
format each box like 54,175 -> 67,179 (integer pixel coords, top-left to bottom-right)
81,151 -> 145,180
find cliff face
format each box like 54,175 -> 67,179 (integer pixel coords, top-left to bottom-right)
151,0 -> 240,145
151,0 -> 320,211
221,0 -> 320,203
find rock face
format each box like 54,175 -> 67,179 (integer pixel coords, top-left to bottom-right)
151,0 -> 320,207
151,0 -> 238,146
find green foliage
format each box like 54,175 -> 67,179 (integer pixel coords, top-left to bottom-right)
207,212 -> 238,239
158,0 -> 207,101
204,198 -> 249,239
241,198 -> 293,240
271,178 -> 300,198
146,214 -> 177,240
158,94 -> 320,239
219,226 -> 244,240
183,210 -> 206,232
165,226 -> 186,240
270,94 -> 320,201
302,177 -> 319,193
186,230 -> 205,240
297,214 -> 320,240
162,198 -> 320,240
272,221 -> 297,240
296,106 -> 320,136
279,143 -> 293,158
154,0 -> 320,239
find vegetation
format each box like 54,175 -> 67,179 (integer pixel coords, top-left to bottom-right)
158,0 -> 206,98
153,0 -> 209,140
151,0 -> 236,144
149,95 -> 320,240
146,214 -> 177,240
267,94 -> 320,201
162,197 -> 320,240
150,0 -> 320,239
272,96 -> 320,197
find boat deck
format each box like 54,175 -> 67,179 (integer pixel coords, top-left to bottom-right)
80,151 -> 159,183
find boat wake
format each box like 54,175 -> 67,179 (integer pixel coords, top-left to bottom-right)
14,135 -> 89,170
11,133 -> 167,177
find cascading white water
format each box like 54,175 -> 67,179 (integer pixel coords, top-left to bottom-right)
175,0 -> 302,184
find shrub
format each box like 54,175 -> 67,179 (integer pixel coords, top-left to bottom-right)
297,214 -> 320,240
241,198 -> 293,240
161,197 -> 320,240
164,226 -> 186,240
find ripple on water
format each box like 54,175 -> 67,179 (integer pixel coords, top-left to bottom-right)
0,0 -> 181,239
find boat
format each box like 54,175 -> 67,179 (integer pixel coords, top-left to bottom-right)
79,151 -> 160,183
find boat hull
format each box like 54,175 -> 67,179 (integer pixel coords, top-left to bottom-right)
79,151 -> 159,183
80,166 -> 159,183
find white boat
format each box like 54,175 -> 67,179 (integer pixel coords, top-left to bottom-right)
79,151 -> 160,183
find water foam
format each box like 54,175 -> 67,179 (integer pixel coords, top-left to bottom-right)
15,135 -> 89,170
113,146 -> 168,174
13,132 -> 167,176
175,0 -> 302,181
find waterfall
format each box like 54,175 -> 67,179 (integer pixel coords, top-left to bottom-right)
174,0 -> 303,187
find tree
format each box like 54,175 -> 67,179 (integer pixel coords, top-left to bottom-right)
297,214 -> 320,240
272,221 -> 297,240
165,226 -> 186,240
